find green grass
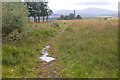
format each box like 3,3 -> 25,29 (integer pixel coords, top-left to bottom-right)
2,21 -> 67,77
52,19 -> 118,78
2,19 -> 118,78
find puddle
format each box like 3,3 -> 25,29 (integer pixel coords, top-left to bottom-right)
39,45 -> 55,62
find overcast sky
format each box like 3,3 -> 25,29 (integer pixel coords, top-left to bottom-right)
48,0 -> 119,11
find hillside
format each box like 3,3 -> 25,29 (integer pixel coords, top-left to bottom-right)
52,8 -> 117,18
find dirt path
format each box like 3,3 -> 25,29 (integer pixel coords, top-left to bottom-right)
33,22 -> 70,78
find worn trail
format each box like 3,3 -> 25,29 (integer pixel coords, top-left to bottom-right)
35,23 -> 70,78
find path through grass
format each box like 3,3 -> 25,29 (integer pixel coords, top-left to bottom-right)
45,19 -> 118,78
2,19 -> 118,78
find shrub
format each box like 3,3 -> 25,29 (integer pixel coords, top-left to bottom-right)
2,2 -> 28,37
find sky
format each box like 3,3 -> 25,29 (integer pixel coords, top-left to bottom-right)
48,0 -> 119,11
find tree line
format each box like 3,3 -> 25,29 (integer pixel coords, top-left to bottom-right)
25,2 -> 53,23
58,13 -> 82,20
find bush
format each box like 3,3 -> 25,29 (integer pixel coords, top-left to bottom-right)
2,2 -> 28,37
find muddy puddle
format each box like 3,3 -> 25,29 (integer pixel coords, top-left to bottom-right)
39,45 -> 55,62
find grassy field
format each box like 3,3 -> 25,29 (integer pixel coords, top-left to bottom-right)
2,19 -> 118,78
51,19 -> 118,78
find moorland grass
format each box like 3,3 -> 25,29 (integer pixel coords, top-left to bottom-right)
2,21 -> 66,77
2,19 -> 118,78
51,19 -> 118,78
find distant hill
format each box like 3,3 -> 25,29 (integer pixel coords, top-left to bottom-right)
52,8 -> 117,18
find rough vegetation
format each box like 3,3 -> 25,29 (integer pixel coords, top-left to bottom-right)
54,20 -> 118,78
2,2 -> 118,78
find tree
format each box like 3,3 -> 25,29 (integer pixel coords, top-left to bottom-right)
58,13 -> 80,20
76,15 -> 82,19
69,13 -> 74,20
40,2 -> 47,22
26,1 -> 52,22
26,2 -> 37,22
64,15 -> 69,20
46,9 -> 53,21
58,15 -> 65,20
36,2 -> 42,22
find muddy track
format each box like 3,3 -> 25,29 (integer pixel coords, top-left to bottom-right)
35,22 -> 72,78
